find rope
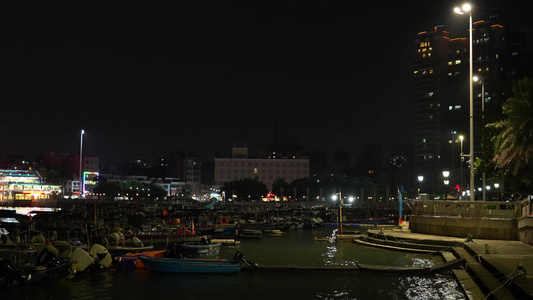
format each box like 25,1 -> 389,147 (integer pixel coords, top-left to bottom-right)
480,269 -> 521,300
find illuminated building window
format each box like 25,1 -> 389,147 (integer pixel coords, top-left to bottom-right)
449,106 -> 453,110
455,60 -> 461,64
455,105 -> 461,109
448,61 -> 453,65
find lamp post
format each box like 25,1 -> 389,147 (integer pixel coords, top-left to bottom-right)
418,176 -> 424,198
494,183 -> 501,200
451,130 -> 457,188
454,3 -> 475,201
459,135 -> 464,193
331,190 -> 343,235
474,75 -> 486,202
79,129 -> 85,199
443,171 -> 450,200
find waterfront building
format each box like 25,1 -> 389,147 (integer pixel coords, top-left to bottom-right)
214,147 -> 310,193
0,169 -> 61,203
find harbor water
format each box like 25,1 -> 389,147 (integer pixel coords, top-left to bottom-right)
2,227 -> 466,300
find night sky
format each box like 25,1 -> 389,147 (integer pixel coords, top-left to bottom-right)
2,1 -> 531,166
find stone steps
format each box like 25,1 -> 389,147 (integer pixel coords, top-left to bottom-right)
452,247 -> 517,299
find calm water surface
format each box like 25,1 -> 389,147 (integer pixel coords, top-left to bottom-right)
2,227 -> 466,300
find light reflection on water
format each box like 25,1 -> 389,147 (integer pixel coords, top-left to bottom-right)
2,227 -> 466,300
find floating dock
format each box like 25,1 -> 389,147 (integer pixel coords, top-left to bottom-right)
241,258 -> 465,274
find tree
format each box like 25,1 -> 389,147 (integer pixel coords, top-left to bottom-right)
290,177 -> 319,200
93,181 -> 122,200
272,178 -> 289,198
221,178 -> 268,201
486,78 -> 533,191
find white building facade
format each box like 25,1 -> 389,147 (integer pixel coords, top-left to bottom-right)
214,147 -> 310,190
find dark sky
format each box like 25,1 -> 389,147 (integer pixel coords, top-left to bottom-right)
2,1 -> 531,166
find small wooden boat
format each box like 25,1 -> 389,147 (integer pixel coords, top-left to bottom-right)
264,229 -> 284,237
105,244 -> 155,257
237,229 -> 262,239
118,249 -> 167,269
169,239 -> 221,259
139,255 -> 241,273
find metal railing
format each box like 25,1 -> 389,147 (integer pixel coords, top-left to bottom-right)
412,198 -> 531,219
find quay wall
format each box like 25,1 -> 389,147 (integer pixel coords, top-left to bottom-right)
410,215 -> 518,240
518,216 -> 533,245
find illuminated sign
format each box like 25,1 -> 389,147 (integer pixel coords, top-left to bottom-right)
82,171 -> 99,196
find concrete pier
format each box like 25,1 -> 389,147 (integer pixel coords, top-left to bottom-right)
369,224 -> 533,299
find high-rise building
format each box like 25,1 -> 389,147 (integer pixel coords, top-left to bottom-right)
413,15 -> 533,196
414,26 -> 468,194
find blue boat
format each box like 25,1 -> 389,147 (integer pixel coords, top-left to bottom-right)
138,255 -> 241,273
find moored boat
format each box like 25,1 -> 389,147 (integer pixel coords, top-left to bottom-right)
237,229 -> 262,239
168,238 -> 221,259
139,255 -> 241,273
105,244 -> 155,257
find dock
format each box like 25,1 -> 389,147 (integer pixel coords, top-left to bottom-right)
362,226 -> 533,299
241,258 -> 465,274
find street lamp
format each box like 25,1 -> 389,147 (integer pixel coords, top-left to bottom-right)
418,176 -> 424,198
331,190 -> 343,235
79,129 -> 85,199
454,3 -> 475,201
451,130 -> 457,188
474,75 -> 486,202
443,171 -> 450,200
459,135 -> 465,192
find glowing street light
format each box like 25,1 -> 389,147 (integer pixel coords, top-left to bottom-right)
331,190 -> 343,235
79,129 -> 85,199
418,176 -> 424,197
454,3 -> 475,201
459,135 -> 465,191
474,75 -> 488,202
443,171 -> 450,199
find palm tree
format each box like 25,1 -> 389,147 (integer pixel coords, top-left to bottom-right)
486,78 -> 533,177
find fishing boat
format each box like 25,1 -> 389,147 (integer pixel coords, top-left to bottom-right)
117,249 -> 167,269
105,244 -> 155,257
139,255 -> 241,273
237,229 -> 262,239
264,229 -> 284,237
169,239 -> 222,259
